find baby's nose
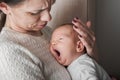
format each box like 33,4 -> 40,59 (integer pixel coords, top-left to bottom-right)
51,41 -> 57,45
51,40 -> 57,45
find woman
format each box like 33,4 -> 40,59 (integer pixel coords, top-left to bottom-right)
0,0 -> 96,80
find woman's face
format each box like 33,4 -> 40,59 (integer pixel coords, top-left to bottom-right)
7,0 -> 53,32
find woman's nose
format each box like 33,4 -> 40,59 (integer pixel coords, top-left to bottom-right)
40,10 -> 52,22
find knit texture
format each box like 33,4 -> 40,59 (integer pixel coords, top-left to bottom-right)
67,54 -> 111,80
0,26 -> 71,80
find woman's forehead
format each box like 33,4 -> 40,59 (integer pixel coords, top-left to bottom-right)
17,0 -> 52,11
26,0 -> 49,7
25,0 -> 55,5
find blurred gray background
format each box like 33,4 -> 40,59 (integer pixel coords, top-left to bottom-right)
96,0 -> 120,78
48,0 -> 120,78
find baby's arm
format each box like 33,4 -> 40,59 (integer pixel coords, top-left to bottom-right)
67,54 -> 111,80
67,61 -> 98,80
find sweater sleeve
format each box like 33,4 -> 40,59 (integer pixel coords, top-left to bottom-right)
0,42 -> 45,80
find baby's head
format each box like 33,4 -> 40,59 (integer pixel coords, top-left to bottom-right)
50,23 -> 85,66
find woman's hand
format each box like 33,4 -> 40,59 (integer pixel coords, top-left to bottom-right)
72,17 -> 98,60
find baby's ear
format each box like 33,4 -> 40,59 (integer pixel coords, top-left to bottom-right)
76,41 -> 84,53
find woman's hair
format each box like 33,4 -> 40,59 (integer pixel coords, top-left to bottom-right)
0,0 -> 25,31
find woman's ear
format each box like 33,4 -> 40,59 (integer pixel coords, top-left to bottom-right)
0,2 -> 10,14
76,40 -> 85,53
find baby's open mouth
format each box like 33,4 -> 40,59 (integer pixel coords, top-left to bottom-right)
54,49 -> 60,57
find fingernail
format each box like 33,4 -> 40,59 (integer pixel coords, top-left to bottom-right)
73,19 -> 77,22
79,35 -> 82,37
78,35 -> 82,38
73,25 -> 78,28
75,17 -> 79,19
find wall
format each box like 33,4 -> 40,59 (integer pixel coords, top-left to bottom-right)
96,0 -> 120,78
47,0 -> 88,29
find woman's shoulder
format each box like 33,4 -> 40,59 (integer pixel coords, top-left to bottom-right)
0,41 -> 29,58
0,40 -> 23,50
0,40 -> 18,50
0,41 -> 45,80
0,41 -> 41,65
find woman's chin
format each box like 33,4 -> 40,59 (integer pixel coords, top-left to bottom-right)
32,26 -> 45,31
36,24 -> 46,29
40,25 -> 45,28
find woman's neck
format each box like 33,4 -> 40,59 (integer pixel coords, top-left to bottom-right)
5,24 -> 43,36
5,18 -> 43,36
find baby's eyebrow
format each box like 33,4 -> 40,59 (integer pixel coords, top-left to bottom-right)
63,33 -> 72,37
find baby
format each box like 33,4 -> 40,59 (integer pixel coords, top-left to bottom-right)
50,23 -> 111,80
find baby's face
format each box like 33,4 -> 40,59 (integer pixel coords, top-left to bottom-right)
50,25 -> 79,66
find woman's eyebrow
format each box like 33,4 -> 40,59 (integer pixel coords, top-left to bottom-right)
33,7 -> 49,12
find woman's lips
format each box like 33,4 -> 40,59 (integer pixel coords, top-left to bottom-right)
37,23 -> 47,28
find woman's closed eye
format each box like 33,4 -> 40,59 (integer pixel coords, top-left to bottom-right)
29,9 -> 46,16
30,10 -> 43,15
30,12 -> 40,15
30,8 -> 50,16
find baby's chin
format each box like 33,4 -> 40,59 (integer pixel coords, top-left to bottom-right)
58,59 -> 71,66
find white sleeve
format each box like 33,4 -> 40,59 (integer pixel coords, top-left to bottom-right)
0,42 -> 45,80
69,65 -> 99,80
67,58 -> 99,80
76,67 -> 99,80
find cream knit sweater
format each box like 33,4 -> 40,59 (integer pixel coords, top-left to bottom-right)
0,26 -> 71,80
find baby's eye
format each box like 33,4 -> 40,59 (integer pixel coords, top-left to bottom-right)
59,38 -> 63,40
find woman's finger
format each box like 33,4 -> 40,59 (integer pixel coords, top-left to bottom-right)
72,18 -> 95,53
86,21 -> 91,28
78,34 -> 96,55
73,22 -> 95,41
